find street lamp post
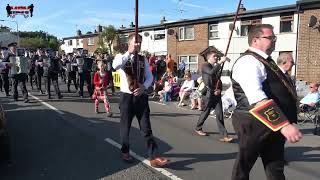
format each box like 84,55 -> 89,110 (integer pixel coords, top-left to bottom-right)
0,19 -> 19,47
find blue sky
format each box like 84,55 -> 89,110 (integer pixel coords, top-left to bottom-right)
0,0 -> 297,39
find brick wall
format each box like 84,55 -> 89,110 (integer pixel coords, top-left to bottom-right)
167,23 -> 208,72
82,35 -> 99,55
297,9 -> 320,83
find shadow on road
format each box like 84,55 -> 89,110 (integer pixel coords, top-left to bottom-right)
0,98 -> 172,180
164,152 -> 237,170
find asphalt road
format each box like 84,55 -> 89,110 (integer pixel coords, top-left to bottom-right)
0,81 -> 319,180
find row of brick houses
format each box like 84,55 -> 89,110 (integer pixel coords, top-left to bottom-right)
60,0 -> 320,83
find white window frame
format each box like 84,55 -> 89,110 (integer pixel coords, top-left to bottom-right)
178,55 -> 198,73
154,30 -> 166,40
209,24 -> 219,39
178,26 -> 194,41
240,19 -> 262,36
67,40 -> 73,46
280,14 -> 294,33
88,37 -> 94,46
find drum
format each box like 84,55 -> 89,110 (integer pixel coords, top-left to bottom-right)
9,56 -> 17,76
76,57 -> 84,73
66,63 -> 71,72
43,58 -> 51,76
16,57 -> 29,74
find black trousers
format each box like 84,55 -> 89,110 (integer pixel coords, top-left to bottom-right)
119,92 -> 157,159
108,72 -> 115,93
45,73 -> 61,98
36,73 -> 43,91
231,111 -> 285,180
12,74 -> 28,100
195,93 -> 228,137
28,73 -> 36,89
79,72 -> 93,97
1,73 -> 10,95
67,72 -> 78,91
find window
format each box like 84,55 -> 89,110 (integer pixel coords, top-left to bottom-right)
241,18 -> 262,36
88,37 -> 94,45
76,39 -> 79,46
209,24 -> 219,39
154,30 -> 165,40
119,34 -> 128,44
280,13 -> 294,33
67,40 -> 73,46
179,26 -> 194,40
179,55 -> 198,73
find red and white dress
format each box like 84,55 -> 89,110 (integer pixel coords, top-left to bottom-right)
92,72 -> 111,112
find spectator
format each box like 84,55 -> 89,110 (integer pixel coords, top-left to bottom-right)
178,61 -> 186,78
299,82 -> 320,111
166,54 -> 174,74
190,77 -> 205,110
178,71 -> 194,107
149,53 -> 156,79
158,72 -> 176,102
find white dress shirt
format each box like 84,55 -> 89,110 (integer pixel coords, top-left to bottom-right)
232,47 -> 268,105
113,51 -> 153,94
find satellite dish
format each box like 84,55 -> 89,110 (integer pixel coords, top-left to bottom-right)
229,23 -> 234,31
308,15 -> 318,27
144,32 -> 150,37
168,29 -> 175,35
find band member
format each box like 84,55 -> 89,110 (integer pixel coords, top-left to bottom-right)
63,54 -> 78,92
60,54 -> 67,84
103,54 -> 115,95
5,43 -> 29,102
76,49 -> 93,98
0,48 -> 11,96
194,46 -> 233,142
231,24 -> 302,180
35,48 -> 45,94
113,33 -> 169,167
27,51 -> 36,90
44,50 -> 62,99
92,61 -> 112,117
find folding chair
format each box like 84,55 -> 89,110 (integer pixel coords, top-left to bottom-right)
298,103 -> 320,135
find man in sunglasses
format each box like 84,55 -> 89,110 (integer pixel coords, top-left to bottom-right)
299,82 -> 319,112
230,24 -> 302,180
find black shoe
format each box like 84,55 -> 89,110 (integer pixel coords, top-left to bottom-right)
5,94 -> 10,97
58,95 -> 63,99
24,99 -> 29,103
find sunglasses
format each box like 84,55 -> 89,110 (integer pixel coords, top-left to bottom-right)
257,36 -> 277,42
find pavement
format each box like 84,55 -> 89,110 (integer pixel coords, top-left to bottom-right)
0,81 -> 319,180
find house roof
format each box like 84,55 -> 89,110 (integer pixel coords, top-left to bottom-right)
62,32 -> 99,41
62,2 -> 319,38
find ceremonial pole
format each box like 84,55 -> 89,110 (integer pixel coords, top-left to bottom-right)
215,0 -> 242,90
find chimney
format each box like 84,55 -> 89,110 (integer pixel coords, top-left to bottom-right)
130,21 -> 135,28
160,16 -> 167,24
239,4 -> 246,13
76,30 -> 82,36
120,25 -> 126,29
96,25 -> 103,33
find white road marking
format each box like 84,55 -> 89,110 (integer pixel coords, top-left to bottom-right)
28,94 -> 65,115
151,101 -> 167,106
104,138 -> 183,180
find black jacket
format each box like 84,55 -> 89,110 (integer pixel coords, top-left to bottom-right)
201,62 -> 222,93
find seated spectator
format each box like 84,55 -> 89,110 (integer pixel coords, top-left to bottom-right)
190,77 -> 205,110
299,82 -> 320,111
178,71 -> 194,106
158,72 -> 176,102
